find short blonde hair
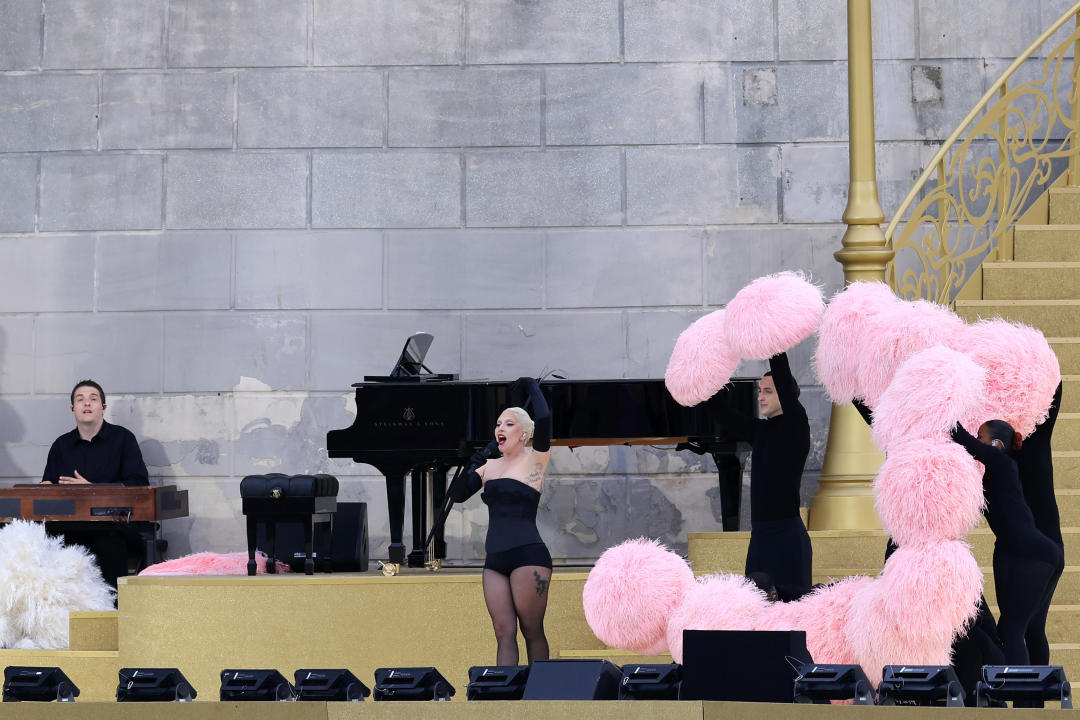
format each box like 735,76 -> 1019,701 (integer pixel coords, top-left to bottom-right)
503,407 -> 535,445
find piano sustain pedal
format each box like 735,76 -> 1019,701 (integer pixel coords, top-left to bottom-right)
378,561 -> 400,577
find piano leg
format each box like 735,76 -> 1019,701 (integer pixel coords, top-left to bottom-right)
431,467 -> 447,561
246,516 -> 258,576
407,467 -> 427,568
385,471 -> 407,566
714,452 -> 744,531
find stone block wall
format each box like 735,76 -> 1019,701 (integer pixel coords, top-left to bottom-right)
0,0 -> 1071,564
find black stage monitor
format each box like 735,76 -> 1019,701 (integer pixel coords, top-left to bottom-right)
116,667 -> 196,702
219,669 -> 295,701
466,665 -> 530,701
976,665 -> 1072,709
619,663 -> 682,700
523,659 -> 621,700
293,668 -> 370,702
680,629 -> 811,702
2,666 -> 80,702
877,665 -> 964,707
793,663 -> 874,705
372,667 -> 454,701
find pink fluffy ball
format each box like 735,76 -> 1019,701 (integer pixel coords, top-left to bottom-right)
951,319 -> 1061,437
873,441 -> 985,545
583,538 -> 694,655
665,309 -> 740,407
814,281 -> 900,402
723,271 -> 825,361
758,576 -> 873,666
664,574 -> 768,663
871,345 -> 986,450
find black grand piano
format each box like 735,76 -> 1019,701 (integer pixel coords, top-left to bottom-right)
327,334 -> 755,570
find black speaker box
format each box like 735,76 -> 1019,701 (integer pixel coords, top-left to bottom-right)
372,667 -> 454,701
680,629 -> 811,702
522,659 -> 622,700
293,668 -> 370,701
254,501 -> 368,572
219,669 -> 295,701
2,666 -> 80,702
466,665 -> 530,701
619,663 -> 682,700
116,667 -> 197,702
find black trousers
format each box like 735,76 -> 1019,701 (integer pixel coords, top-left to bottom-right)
745,516 -> 812,601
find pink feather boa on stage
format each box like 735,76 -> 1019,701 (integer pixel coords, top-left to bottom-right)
139,551 -> 291,576
814,281 -> 899,403
664,309 -> 739,407
722,271 -> 825,360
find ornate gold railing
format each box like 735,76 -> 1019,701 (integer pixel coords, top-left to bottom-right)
884,4 -> 1080,303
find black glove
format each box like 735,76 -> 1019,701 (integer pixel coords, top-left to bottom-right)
469,439 -> 500,468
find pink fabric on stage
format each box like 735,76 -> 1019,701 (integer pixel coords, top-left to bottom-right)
664,309 -> 739,407
664,574 -> 769,661
722,271 -> 824,361
139,551 -> 291,576
814,281 -> 899,403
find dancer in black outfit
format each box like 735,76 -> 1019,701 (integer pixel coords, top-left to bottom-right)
952,420 -> 1064,665
1011,382 -> 1065,665
454,377 -> 553,665
713,352 -> 812,601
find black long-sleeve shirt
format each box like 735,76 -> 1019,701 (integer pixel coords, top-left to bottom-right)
42,421 -> 149,486
711,353 -> 809,522
1010,382 -> 1063,548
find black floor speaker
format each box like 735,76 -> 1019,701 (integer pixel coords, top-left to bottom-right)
254,501 -> 368,572
680,629 -> 812,702
522,659 -> 622,700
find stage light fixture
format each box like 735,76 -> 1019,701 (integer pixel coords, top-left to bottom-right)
293,669 -> 370,702
372,667 -> 454,701
793,663 -> 874,705
618,663 -> 682,700
116,667 -> 196,702
876,665 -> 964,707
976,665 -> 1072,708
2,666 -> 80,702
466,665 -> 530,701
219,669 -> 295,701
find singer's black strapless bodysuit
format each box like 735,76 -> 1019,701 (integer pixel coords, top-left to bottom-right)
481,478 -> 552,576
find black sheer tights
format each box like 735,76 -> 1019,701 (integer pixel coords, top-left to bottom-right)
483,566 -> 552,666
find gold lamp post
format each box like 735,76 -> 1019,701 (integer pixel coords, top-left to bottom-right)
806,0 -> 893,530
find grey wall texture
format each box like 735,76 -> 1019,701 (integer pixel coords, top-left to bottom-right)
0,0 -> 1073,565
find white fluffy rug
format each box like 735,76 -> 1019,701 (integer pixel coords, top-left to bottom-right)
0,520 -> 115,649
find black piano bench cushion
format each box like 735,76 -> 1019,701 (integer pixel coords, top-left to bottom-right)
240,474 -> 339,499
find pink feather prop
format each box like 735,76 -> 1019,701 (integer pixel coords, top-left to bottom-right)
722,272 -> 825,361
665,574 -> 768,662
873,441 -> 986,545
583,538 -> 695,654
139,551 -> 290,576
814,281 -> 900,402
951,319 -> 1061,437
665,309 -> 740,407
758,576 -> 873,666
846,542 -> 982,686
871,345 -> 986,450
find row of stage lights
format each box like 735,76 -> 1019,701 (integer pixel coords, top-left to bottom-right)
1,662 -> 1072,707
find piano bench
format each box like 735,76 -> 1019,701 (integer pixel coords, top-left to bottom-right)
240,473 -> 339,576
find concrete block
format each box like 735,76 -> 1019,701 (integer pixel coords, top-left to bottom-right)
34,313 -> 164,394
0,0 -> 42,69
780,144 -> 848,223
623,0 -> 774,62
919,0 -> 1044,58
96,231 -> 232,310
385,230 -> 543,309
466,0 -> 619,64
626,309 -> 708,379
0,234 -> 93,312
0,156 -> 37,232
545,229 -> 704,308
546,65 -> 702,146
235,230 -> 383,309
873,60 -> 985,141
309,311 -> 461,390
626,146 -> 779,225
869,0 -> 918,60
703,226 -> 845,307
779,0 -> 914,60
539,476 -> 631,558
163,313 -> 307,392
234,393 -> 358,477
0,317 -> 33,393
43,0 -> 164,69
462,311 -> 626,379
707,64 -> 848,143
314,0 -> 461,66
101,72 -> 234,150
168,0 -> 307,67
40,154 -> 163,231
466,149 -> 621,227
0,397 -> 73,479
312,151 -> 460,228
389,67 -> 542,147
239,70 -> 384,148
875,142 -> 934,222
166,151 -> 307,229
0,74 -> 97,151
107,394 -> 231,477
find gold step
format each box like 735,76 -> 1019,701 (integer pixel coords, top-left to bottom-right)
1049,187 -> 1080,224
987,606 -> 1080,645
0,649 -> 118,702
68,611 -> 118,652
1053,413 -> 1080,451
955,299 -> 1080,336
1051,338 -> 1080,375
982,262 -> 1080,300
1063,376 -> 1080,413
1055,451 -> 1080,489
1015,224 -> 1080,261
1058,489 -> 1080,525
